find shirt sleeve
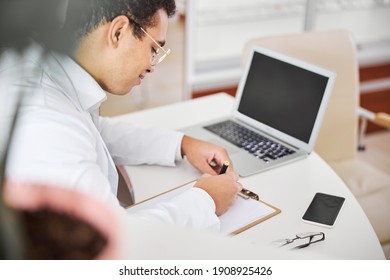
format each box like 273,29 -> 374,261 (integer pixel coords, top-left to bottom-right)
98,116 -> 184,166
129,187 -> 221,232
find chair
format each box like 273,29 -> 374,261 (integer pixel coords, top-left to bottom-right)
242,30 -> 390,258
116,165 -> 135,207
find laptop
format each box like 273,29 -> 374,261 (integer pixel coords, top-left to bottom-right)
181,45 -> 336,177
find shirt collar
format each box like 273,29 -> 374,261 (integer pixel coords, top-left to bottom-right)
47,50 -> 107,112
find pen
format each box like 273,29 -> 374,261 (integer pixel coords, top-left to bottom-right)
218,160 -> 250,200
219,160 -> 230,175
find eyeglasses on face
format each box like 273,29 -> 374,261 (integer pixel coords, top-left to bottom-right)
126,16 -> 171,66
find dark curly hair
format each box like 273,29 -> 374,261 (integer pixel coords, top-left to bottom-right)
64,0 -> 176,41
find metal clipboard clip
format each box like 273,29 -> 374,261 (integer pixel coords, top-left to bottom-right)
238,188 -> 259,201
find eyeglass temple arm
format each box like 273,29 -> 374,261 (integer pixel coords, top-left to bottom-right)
139,26 -> 169,54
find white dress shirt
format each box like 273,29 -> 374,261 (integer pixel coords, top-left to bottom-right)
0,44 -> 220,231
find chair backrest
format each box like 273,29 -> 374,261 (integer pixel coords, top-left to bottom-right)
242,30 -> 359,163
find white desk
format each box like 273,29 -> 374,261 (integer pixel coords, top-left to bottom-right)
113,93 -> 385,259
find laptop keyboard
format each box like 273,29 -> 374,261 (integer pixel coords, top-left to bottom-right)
204,120 -> 295,163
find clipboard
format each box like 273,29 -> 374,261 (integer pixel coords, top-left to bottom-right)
126,180 -> 281,236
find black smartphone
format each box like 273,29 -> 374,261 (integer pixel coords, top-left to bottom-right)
302,192 -> 345,228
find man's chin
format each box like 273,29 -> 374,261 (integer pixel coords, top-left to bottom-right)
106,86 -> 135,96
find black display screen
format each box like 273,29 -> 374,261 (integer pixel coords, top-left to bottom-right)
238,52 -> 329,143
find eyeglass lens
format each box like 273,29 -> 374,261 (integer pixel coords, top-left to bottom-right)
152,48 -> 171,66
296,232 -> 325,248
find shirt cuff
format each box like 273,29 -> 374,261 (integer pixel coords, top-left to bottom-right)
175,132 -> 185,161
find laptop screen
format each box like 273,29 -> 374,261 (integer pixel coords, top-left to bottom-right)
237,51 -> 330,144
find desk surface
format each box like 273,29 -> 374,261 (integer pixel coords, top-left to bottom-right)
113,93 -> 384,259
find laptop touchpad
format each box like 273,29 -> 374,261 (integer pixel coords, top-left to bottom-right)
230,152 -> 265,177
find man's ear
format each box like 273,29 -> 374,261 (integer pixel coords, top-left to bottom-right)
107,15 -> 130,48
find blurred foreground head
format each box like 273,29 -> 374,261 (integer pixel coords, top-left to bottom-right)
0,0 -> 73,53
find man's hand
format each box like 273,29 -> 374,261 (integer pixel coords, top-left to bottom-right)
194,172 -> 242,216
181,135 -> 233,175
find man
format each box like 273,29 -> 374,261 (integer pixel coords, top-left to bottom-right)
3,0 -> 242,231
